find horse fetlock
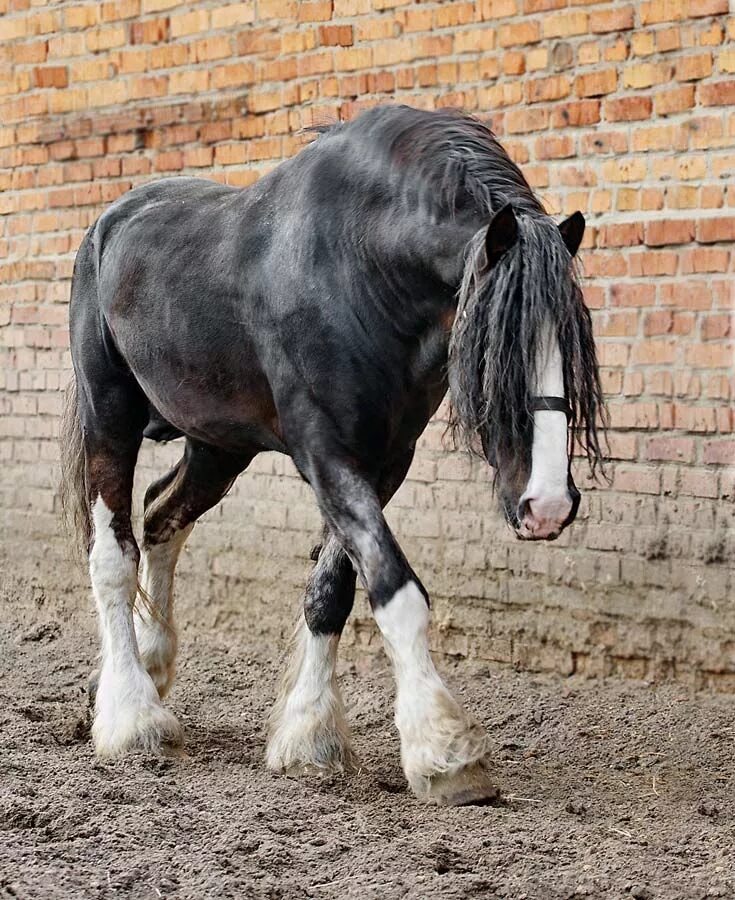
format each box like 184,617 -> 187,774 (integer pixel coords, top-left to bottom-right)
92,664 -> 182,756
134,615 -> 177,698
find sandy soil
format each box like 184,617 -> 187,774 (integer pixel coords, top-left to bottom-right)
1,571 -> 734,900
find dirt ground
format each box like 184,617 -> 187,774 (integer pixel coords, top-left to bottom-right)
1,570 -> 734,900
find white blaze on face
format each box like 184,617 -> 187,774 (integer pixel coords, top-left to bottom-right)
519,320 -> 572,536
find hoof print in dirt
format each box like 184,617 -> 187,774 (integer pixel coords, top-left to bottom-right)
697,799 -> 719,818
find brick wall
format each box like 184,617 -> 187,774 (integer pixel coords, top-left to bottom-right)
1,0 -> 734,687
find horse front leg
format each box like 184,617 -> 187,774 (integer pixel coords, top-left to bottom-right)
302,455 -> 497,806
266,534 -> 358,775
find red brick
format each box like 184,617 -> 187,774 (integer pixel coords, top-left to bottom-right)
703,441 -> 735,465
645,219 -> 695,246
700,81 -> 735,107
604,96 -> 652,122
576,69 -> 617,97
654,85 -> 695,116
697,218 -> 735,244
597,222 -> 643,247
646,437 -> 695,463
33,66 -> 68,88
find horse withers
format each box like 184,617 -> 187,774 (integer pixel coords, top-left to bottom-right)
60,106 -> 604,806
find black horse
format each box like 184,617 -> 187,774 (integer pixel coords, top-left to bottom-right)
61,105 -> 603,806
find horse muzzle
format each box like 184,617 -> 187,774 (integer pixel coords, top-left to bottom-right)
514,479 -> 581,541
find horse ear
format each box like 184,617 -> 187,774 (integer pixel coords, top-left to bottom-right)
484,202 -> 518,270
558,211 -> 586,257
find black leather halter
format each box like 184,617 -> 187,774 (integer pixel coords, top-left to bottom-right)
530,395 -> 571,420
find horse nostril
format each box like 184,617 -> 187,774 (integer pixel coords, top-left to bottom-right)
517,497 -> 531,522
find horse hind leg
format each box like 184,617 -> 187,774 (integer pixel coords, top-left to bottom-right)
83,420 -> 182,755
135,440 -> 251,698
266,533 -> 357,775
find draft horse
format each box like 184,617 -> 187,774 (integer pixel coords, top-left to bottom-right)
61,106 -> 604,806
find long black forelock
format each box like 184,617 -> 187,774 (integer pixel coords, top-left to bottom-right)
448,213 -> 606,477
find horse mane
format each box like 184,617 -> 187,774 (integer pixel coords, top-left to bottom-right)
309,106 -> 606,475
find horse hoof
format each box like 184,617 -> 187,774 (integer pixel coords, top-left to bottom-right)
420,759 -> 500,807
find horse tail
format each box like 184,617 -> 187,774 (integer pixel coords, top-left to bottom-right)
60,227 -> 98,558
60,372 -> 91,558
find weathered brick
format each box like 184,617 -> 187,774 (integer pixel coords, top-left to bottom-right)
605,96 -> 652,122
645,219 -> 696,246
697,217 -> 735,244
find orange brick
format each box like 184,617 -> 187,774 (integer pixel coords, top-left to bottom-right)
675,53 -> 713,81
298,0 -> 332,21
477,0 -> 517,18
654,84 -> 695,116
640,0 -> 686,24
498,21 -> 540,47
542,11 -> 588,38
701,314 -> 732,340
645,219 -> 695,246
169,69 -> 209,94
597,223 -> 644,248
700,81 -> 735,107
624,62 -> 673,88
319,25 -> 353,46
697,217 -> 735,243
680,248 -> 730,273
688,0 -> 728,15
601,158 -> 646,182
661,282 -> 712,310
523,0 -> 564,10
633,124 -> 687,152
611,283 -> 657,308
170,9 -> 209,36
211,62 -> 256,89
101,0 -> 141,21
211,3 -> 255,29
130,17 -> 168,44
605,96 -> 652,122
526,74 -> 570,103
551,100 -> 601,128
576,69 -> 617,97
33,66 -> 68,89
590,6 -> 634,33
191,36 -> 233,62
86,24 -> 126,51
535,134 -> 575,159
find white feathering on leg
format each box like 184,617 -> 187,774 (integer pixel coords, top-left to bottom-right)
266,615 -> 355,774
375,582 -> 490,799
90,497 -> 181,755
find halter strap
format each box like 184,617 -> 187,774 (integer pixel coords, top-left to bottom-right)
530,395 -> 571,420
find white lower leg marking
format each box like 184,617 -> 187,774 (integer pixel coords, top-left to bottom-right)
134,524 -> 192,698
266,616 -> 353,772
90,497 -> 181,755
375,582 -> 488,794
